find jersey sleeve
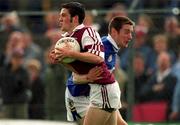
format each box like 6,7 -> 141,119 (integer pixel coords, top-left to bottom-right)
81,27 -> 104,59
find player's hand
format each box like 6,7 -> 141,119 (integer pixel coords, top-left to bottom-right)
55,43 -> 73,60
87,66 -> 103,82
49,49 -> 59,64
153,83 -> 164,92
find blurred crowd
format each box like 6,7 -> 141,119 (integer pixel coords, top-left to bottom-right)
0,0 -> 180,123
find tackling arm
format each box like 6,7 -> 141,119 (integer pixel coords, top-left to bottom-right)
73,66 -> 103,84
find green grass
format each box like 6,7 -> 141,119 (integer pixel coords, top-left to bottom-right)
128,122 -> 180,125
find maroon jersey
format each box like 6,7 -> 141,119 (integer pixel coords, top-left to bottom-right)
68,25 -> 115,84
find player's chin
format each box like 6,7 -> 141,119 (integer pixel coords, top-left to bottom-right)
124,41 -> 130,47
59,25 -> 65,31
125,43 -> 129,48
59,22 -> 63,26
121,43 -> 128,48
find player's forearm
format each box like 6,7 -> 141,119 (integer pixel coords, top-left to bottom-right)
68,51 -> 103,64
73,72 -> 91,84
72,66 -> 103,84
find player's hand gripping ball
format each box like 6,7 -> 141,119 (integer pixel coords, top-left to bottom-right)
55,37 -> 80,63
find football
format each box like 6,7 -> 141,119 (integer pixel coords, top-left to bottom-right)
54,37 -> 80,63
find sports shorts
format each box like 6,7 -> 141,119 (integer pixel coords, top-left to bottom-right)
89,81 -> 121,110
65,87 -> 90,121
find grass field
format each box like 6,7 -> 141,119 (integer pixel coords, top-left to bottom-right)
128,122 -> 180,125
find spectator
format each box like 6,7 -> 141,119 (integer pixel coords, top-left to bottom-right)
135,14 -> 159,47
0,48 -> 30,119
22,31 -> 45,76
164,16 -> 180,56
132,52 -> 149,103
0,11 -> 22,33
139,52 -> 177,120
5,31 -> 25,64
26,59 -> 45,119
147,34 -> 176,75
0,11 -> 24,52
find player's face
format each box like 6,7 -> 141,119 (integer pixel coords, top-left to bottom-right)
116,24 -> 134,48
59,8 -> 73,32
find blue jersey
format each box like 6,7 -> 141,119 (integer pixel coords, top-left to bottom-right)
101,35 -> 119,72
67,35 -> 119,97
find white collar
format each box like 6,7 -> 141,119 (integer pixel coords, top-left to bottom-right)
73,24 -> 85,32
107,34 -> 119,52
157,68 -> 171,83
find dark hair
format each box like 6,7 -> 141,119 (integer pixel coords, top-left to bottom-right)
61,2 -> 85,24
108,16 -> 135,33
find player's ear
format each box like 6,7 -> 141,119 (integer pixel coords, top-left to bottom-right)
111,27 -> 118,35
73,15 -> 79,24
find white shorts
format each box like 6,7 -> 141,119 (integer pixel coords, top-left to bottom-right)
89,81 -> 121,110
65,87 -> 90,121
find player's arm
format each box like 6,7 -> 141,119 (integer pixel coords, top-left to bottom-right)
48,48 -> 78,73
71,51 -> 103,64
77,34 -> 105,64
72,73 -> 90,84
73,66 -> 103,84
55,47 -> 103,64
48,48 -> 59,64
55,29 -> 104,64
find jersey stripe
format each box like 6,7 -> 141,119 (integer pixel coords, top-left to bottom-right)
101,85 -> 111,108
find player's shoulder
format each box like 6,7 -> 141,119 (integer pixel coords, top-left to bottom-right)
101,36 -> 110,45
83,26 -> 98,33
82,26 -> 101,38
76,26 -> 93,35
101,36 -> 114,50
83,26 -> 93,29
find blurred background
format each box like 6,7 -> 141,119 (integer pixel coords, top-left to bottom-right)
0,0 -> 180,124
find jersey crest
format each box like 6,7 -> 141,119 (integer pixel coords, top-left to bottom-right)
108,55 -> 113,62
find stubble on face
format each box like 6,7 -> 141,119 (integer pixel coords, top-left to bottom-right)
59,8 -> 72,32
119,25 -> 134,48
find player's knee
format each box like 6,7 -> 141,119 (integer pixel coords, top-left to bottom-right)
120,121 -> 128,125
117,118 -> 128,125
